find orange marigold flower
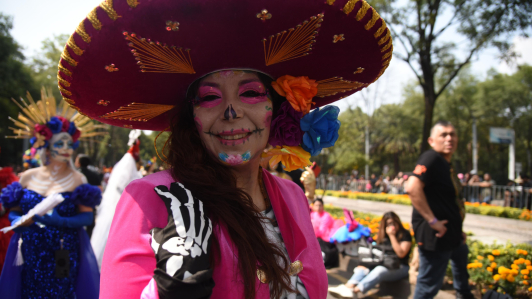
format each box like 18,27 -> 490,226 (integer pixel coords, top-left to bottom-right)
487,267 -> 493,272
527,265 -> 532,270
271,75 -> 317,115
477,255 -> 484,260
261,145 -> 311,172
523,281 -> 529,285
528,286 -> 532,292
507,274 -> 515,283
488,255 -> 495,261
491,262 -> 497,269
525,260 -> 531,265
521,269 -> 530,275
511,264 -> 519,270
499,267 -> 510,274
493,274 -> 501,281
492,249 -> 501,256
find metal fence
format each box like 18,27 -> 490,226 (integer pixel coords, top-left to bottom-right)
316,174 -> 531,209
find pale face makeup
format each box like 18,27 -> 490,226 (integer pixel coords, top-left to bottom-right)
48,132 -> 74,164
193,71 -> 273,167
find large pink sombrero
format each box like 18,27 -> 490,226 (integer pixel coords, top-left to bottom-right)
58,0 -> 392,131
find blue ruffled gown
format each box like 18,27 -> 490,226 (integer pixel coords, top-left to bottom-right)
0,182 -> 101,299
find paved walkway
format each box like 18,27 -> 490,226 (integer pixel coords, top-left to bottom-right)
323,195 -> 532,245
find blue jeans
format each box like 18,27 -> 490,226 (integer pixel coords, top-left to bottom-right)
348,264 -> 409,294
414,242 -> 473,299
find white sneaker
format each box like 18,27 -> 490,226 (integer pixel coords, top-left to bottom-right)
328,284 -> 354,298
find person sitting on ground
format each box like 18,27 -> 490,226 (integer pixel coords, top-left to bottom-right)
328,211 -> 412,298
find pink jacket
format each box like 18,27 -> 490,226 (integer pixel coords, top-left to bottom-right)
100,169 -> 328,299
310,211 -> 334,241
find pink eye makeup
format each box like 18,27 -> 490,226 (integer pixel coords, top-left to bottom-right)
196,86 -> 222,108
239,82 -> 269,104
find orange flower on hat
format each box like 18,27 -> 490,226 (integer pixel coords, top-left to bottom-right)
271,75 -> 318,115
261,145 -> 311,172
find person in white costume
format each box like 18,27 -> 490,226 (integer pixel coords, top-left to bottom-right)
91,130 -> 143,268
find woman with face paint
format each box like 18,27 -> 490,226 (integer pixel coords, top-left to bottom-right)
0,90 -> 103,298
58,1 -> 393,298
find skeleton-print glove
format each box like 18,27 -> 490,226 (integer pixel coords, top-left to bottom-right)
151,183 -> 215,299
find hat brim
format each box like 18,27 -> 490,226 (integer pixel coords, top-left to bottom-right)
58,0 -> 392,131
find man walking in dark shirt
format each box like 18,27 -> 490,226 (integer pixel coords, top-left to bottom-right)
406,121 -> 474,299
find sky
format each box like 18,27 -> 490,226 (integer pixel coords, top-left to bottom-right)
2,0 -> 531,115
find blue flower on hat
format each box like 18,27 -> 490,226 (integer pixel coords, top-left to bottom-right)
300,105 -> 340,156
47,117 -> 63,134
68,122 -> 77,135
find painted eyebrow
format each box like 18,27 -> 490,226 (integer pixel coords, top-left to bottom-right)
238,79 -> 263,87
199,82 -> 220,88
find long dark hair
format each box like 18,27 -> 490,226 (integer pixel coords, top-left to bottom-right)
376,211 -> 405,244
165,72 -> 292,298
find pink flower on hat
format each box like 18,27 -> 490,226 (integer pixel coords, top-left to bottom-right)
34,124 -> 53,140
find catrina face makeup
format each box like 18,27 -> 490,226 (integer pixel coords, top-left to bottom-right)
193,71 -> 273,167
48,132 -> 74,164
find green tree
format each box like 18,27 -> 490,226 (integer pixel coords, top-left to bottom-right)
376,0 -> 532,152
328,106 -> 367,174
30,34 -> 68,101
0,14 -> 38,167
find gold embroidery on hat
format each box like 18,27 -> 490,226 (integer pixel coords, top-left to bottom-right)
101,102 -> 174,122
100,0 -> 120,21
343,0 -> 359,15
356,1 -> 371,20
263,14 -> 324,66
58,62 -> 72,77
326,0 -> 336,5
354,67 -> 364,74
365,9 -> 381,30
76,21 -> 92,43
316,77 -> 368,98
374,21 -> 387,38
333,34 -> 345,43
127,0 -> 140,8
378,30 -> 391,46
105,64 -> 119,72
61,50 -> 78,67
382,50 -> 392,60
381,40 -> 392,52
166,21 -> 180,31
57,75 -> 71,88
87,7 -> 102,30
59,86 -> 72,97
256,9 -> 272,21
98,100 -> 110,106
67,36 -> 84,56
63,97 -> 75,105
124,32 -> 196,74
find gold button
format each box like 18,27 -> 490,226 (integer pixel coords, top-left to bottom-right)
289,260 -> 303,276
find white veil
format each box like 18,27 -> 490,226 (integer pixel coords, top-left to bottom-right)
90,130 -> 143,269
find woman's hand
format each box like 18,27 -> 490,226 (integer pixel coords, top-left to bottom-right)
151,183 -> 213,280
385,224 -> 396,236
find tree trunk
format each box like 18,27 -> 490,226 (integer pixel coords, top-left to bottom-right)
420,95 -> 435,153
394,151 -> 400,175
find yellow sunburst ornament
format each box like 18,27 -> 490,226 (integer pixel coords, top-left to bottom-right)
6,87 -> 108,149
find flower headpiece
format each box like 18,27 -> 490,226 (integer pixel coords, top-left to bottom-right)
262,76 -> 341,171
6,88 -> 108,150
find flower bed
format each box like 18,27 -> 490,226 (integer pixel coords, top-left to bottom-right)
324,204 -> 532,297
318,189 -> 531,222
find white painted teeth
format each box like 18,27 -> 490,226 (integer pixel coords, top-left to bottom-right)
220,133 -> 248,140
